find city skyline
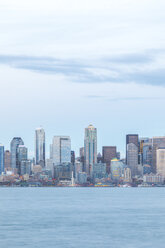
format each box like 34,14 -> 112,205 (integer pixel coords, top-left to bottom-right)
1,0 -> 165,158
2,127 -> 165,159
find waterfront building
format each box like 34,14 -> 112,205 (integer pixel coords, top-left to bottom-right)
123,167 -> 132,183
126,134 -> 139,164
77,172 -> 87,184
54,163 -> 72,181
152,137 -> 165,173
45,159 -> 54,178
102,146 -> 117,174
126,135 -> 139,177
111,158 -> 123,182
84,124 -> 97,175
52,136 -> 71,165
10,137 -> 24,171
156,147 -> 165,178
35,127 -> 45,167
0,144 -> 4,174
143,173 -> 164,184
92,162 -> 106,180
4,150 -> 11,171
20,160 -> 31,175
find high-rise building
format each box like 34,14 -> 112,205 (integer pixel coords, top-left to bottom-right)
123,167 -> 132,183
156,147 -> 165,178
84,124 -> 97,175
126,134 -> 139,165
17,145 -> 28,162
71,151 -> 75,165
20,160 -> 31,175
127,143 -> 138,177
35,127 -> 45,167
102,146 -> 117,174
77,172 -> 87,184
54,163 -> 72,181
152,137 -> 165,173
111,158 -> 123,182
17,145 -> 28,174
10,137 -> 24,171
92,162 -> 106,180
52,136 -> 71,165
0,144 -> 4,174
75,161 -> 83,180
4,150 -> 11,170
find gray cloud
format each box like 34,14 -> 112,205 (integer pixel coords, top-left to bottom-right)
0,50 -> 164,86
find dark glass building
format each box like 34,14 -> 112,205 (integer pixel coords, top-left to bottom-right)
102,146 -> 117,174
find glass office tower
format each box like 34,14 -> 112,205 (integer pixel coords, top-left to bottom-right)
84,124 -> 97,176
35,127 -> 45,167
52,136 -> 71,165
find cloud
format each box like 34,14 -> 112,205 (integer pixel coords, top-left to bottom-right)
0,50 -> 165,86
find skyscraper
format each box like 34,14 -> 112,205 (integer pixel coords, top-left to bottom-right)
10,137 -> 24,171
35,127 -> 45,167
102,146 -> 117,174
156,147 -> 165,178
17,145 -> 28,174
126,134 -> 139,165
127,143 -> 138,177
84,124 -> 97,175
0,144 -> 4,174
4,150 -> 11,171
152,137 -> 165,173
52,136 -> 71,165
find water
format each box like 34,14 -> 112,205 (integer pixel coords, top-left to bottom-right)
0,187 -> 165,248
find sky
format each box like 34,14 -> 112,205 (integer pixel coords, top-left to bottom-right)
0,0 -> 165,158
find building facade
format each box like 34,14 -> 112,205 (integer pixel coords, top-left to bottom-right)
102,146 -> 117,174
35,127 -> 45,167
156,147 -> 165,178
127,143 -> 138,177
92,162 -> 107,180
52,136 -> 71,165
10,137 -> 24,171
4,150 -> 11,171
111,158 -> 123,182
84,124 -> 97,175
152,137 -> 165,173
126,134 -> 139,164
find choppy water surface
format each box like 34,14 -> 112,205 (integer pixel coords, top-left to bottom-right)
0,187 -> 165,248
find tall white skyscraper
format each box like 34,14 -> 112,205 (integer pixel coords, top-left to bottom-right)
35,127 -> 45,167
156,147 -> 165,178
84,124 -> 97,175
52,136 -> 71,165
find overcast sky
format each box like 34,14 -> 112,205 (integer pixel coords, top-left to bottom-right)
0,0 -> 165,157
